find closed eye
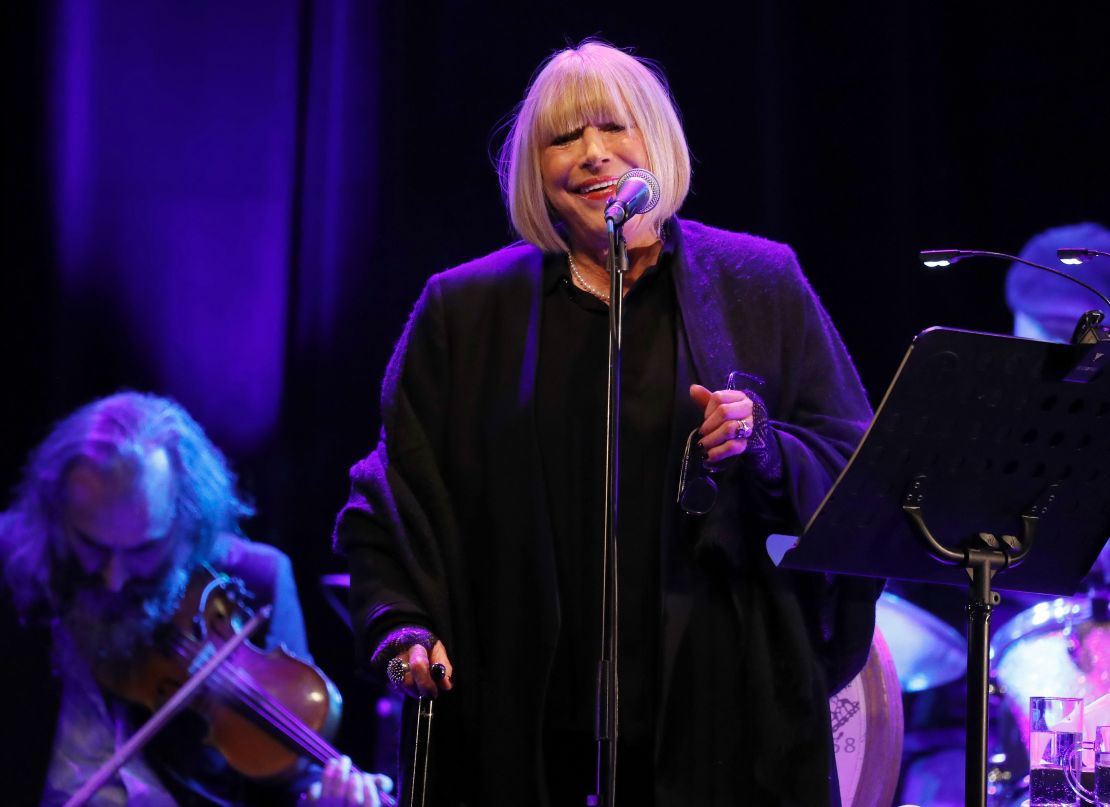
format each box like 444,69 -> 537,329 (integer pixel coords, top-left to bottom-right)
550,127 -> 584,146
72,528 -> 169,558
71,528 -> 109,560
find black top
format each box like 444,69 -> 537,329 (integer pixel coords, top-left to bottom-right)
536,247 -> 676,795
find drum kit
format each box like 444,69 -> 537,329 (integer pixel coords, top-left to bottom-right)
883,588 -> 1110,807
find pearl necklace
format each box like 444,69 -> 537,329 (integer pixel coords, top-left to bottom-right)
566,252 -> 610,303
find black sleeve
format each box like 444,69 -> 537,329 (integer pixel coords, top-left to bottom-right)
334,275 -> 458,675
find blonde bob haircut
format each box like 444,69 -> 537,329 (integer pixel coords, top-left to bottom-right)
498,41 -> 692,254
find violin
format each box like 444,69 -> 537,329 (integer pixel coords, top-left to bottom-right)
96,565 -> 348,780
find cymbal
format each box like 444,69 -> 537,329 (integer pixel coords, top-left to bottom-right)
876,592 -> 966,692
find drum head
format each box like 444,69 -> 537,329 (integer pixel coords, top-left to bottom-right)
832,626 -> 903,807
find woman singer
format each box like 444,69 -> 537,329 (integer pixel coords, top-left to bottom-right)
335,40 -> 880,807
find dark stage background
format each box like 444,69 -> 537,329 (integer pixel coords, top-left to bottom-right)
2,0 -> 1108,784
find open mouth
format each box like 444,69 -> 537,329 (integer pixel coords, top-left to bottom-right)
574,178 -> 618,200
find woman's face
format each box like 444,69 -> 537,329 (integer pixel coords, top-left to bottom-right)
540,119 -> 653,254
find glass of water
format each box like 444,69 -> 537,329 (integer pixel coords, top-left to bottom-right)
1065,724 -> 1110,805
1030,696 -> 1084,807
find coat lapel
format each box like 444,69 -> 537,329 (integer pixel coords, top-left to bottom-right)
669,218 -> 740,387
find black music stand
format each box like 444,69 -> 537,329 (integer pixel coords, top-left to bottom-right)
768,326 -> 1110,807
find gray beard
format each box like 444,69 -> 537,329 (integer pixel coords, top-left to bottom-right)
60,565 -> 190,667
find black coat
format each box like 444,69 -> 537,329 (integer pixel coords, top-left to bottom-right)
337,219 -> 882,806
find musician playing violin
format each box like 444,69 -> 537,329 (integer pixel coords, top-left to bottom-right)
0,392 -> 391,807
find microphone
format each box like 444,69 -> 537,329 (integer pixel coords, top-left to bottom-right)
918,248 -> 1110,311
604,169 -> 660,227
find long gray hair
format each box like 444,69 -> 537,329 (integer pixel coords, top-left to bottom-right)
0,391 -> 253,619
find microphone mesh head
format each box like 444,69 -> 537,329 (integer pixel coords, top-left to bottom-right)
616,169 -> 661,214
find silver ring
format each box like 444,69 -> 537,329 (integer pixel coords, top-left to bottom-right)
386,656 -> 409,687
735,418 -> 754,440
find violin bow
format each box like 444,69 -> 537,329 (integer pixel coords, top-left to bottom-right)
63,605 -> 273,807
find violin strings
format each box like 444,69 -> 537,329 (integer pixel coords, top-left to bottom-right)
171,633 -> 341,764
215,661 -> 340,763
170,634 -> 337,768
170,633 -> 338,763
168,632 -> 345,767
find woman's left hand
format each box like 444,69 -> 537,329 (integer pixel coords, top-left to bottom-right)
689,384 -> 755,468
302,756 -> 395,806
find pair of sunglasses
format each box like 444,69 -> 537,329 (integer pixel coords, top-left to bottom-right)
676,370 -> 764,516
677,427 -> 718,515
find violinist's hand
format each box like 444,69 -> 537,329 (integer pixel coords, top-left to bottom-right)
690,384 -> 755,468
392,639 -> 454,699
304,756 -> 395,806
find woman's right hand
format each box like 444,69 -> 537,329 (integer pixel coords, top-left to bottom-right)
377,627 -> 454,699
395,639 -> 454,698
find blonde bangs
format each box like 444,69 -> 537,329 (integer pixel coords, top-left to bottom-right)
501,41 -> 691,253
530,63 -> 637,149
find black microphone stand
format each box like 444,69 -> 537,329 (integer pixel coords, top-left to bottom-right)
590,218 -> 627,807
